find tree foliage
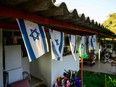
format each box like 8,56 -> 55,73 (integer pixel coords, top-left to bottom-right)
102,13 -> 116,33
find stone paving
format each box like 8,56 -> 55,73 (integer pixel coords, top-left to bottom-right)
83,60 -> 116,75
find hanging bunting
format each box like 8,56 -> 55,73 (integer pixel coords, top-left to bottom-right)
17,19 -> 49,62
49,29 -> 64,61
79,36 -> 88,59
88,35 -> 97,52
68,34 -> 77,61
91,35 -> 96,50
88,36 -> 93,52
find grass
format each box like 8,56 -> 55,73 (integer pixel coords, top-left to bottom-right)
81,71 -> 116,87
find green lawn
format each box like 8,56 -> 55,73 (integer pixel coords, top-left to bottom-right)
82,71 -> 116,87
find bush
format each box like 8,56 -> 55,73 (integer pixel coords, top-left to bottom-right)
105,76 -> 116,87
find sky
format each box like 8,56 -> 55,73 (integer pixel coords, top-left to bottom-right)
55,0 -> 116,24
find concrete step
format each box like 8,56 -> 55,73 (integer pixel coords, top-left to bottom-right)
30,76 -> 48,87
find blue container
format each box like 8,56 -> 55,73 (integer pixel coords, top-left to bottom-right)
75,78 -> 81,87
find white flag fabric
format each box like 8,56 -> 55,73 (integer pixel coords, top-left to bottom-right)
17,19 -> 49,62
91,35 -> 96,50
79,36 -> 88,59
49,29 -> 64,61
68,34 -> 77,61
88,36 -> 92,52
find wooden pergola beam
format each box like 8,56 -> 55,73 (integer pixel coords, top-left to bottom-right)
0,21 -> 93,36
0,7 -> 95,31
0,21 -> 18,30
0,6 -> 110,37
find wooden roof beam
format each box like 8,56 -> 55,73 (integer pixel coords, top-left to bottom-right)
0,6 -> 109,37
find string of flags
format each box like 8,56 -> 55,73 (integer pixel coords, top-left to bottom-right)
16,19 -> 97,62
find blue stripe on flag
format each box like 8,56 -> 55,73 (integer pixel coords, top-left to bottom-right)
88,36 -> 91,48
91,36 -> 94,49
91,36 -> 95,50
74,36 -> 77,53
39,26 -> 47,53
52,42 -> 60,60
59,32 -> 63,53
18,19 -> 36,61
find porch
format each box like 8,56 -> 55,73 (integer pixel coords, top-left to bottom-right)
83,60 -> 116,75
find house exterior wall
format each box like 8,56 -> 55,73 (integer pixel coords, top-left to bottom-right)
30,34 -> 80,87
30,52 -> 79,87
22,57 -> 30,74
4,45 -> 23,84
51,54 -> 79,86
0,29 -> 3,87
30,52 -> 51,86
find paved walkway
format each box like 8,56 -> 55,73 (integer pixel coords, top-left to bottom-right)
83,60 -> 116,75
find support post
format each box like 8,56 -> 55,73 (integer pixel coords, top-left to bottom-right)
98,42 -> 101,73
80,58 -> 83,87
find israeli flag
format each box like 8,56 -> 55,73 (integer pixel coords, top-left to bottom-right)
88,36 -> 92,52
68,34 -> 77,61
79,36 -> 88,59
91,35 -> 96,50
17,19 -> 49,62
49,29 -> 64,61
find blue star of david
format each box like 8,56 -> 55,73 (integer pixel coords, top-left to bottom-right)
81,44 -> 84,49
55,39 -> 59,45
29,28 -> 39,41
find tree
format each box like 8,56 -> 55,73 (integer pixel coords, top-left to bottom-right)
102,13 -> 116,33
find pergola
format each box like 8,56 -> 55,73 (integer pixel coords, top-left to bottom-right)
0,0 -> 114,37
0,0 -> 115,86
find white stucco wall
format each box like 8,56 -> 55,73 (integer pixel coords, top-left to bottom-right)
30,34 -> 80,87
22,57 -> 30,74
30,52 -> 51,86
51,54 -> 79,86
0,29 -> 3,87
30,52 -> 79,87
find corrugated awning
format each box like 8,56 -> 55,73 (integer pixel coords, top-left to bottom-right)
0,0 -> 115,37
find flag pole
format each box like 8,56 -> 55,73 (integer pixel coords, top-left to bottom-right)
80,58 -> 83,87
